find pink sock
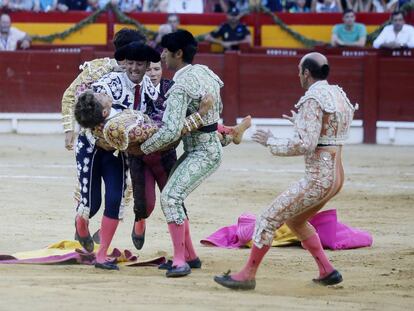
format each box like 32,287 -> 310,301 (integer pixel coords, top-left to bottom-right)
167,222 -> 186,267
75,215 -> 89,237
134,219 -> 146,235
96,216 -> 119,263
184,219 -> 198,261
232,244 -> 270,281
301,233 -> 334,278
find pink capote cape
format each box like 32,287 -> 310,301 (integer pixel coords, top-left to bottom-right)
201,209 -> 373,250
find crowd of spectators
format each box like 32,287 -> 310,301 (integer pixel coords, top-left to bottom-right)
329,9 -> 414,48
0,0 -> 412,13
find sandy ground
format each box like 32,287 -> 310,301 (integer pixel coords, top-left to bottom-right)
0,134 -> 413,311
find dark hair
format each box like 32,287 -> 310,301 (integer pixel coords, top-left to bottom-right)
343,9 -> 355,16
391,11 -> 404,20
161,30 -> 198,64
180,45 -> 197,64
113,28 -> 146,49
301,58 -> 330,80
74,91 -> 105,129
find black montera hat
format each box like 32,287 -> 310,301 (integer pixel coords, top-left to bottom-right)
161,30 -> 198,53
114,42 -> 160,62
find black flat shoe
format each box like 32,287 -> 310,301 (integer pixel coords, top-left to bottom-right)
214,272 -> 256,290
95,262 -> 119,271
131,228 -> 145,250
74,222 -> 94,253
165,263 -> 191,278
159,257 -> 202,270
312,270 -> 343,286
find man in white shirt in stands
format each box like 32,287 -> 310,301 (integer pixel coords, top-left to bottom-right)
0,13 -> 31,51
167,0 -> 203,13
373,11 -> 414,49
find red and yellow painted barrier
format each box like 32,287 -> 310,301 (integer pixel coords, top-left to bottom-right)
17,23 -> 107,45
7,12 -> 392,48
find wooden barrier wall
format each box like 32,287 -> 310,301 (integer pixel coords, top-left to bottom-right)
0,49 -> 413,143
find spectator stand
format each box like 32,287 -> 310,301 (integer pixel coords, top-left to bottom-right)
6,3 -> 412,50
1,4 -> 414,144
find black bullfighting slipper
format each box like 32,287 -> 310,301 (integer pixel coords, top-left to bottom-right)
158,257 -> 202,270
214,271 -> 256,290
165,263 -> 191,278
131,228 -> 145,250
312,270 -> 343,286
74,222 -> 94,253
95,261 -> 119,271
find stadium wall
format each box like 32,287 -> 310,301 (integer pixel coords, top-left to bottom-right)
0,48 -> 413,144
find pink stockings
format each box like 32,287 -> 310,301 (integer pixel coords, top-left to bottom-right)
96,216 -> 119,264
231,244 -> 270,281
231,232 -> 334,281
301,233 -> 334,278
168,219 -> 198,267
75,215 -> 89,237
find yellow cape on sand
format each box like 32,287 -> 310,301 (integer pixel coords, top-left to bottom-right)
9,225 -> 299,262
11,240 -> 133,264
245,224 -> 300,248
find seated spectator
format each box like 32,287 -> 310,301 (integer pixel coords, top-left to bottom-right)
371,0 -> 385,12
167,0 -> 203,13
142,0 -> 168,12
312,0 -> 343,12
386,0 -> 412,11
397,0 -> 413,9
210,0 -> 233,13
154,13 -> 180,51
287,0 -> 311,12
260,0 -> 283,11
86,0 -> 121,11
331,9 -> 366,47
33,0 -> 58,11
86,0 -> 99,10
0,13 -> 31,51
5,0 -> 33,10
385,0 -> 398,11
210,0 -> 254,14
373,11 -> 414,49
345,0 -> 373,12
232,0 -> 250,14
205,0 -> 226,12
57,0 -> 87,11
205,7 -> 252,51
120,0 -> 142,12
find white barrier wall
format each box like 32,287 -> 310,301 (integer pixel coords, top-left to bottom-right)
0,113 -> 63,134
0,113 -> 414,145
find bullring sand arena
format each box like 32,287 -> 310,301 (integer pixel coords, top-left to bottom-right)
0,133 -> 413,311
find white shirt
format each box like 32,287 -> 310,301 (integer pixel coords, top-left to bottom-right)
0,27 -> 27,51
155,83 -> 161,94
92,72 -> 157,113
167,0 -> 203,13
373,24 -> 414,49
